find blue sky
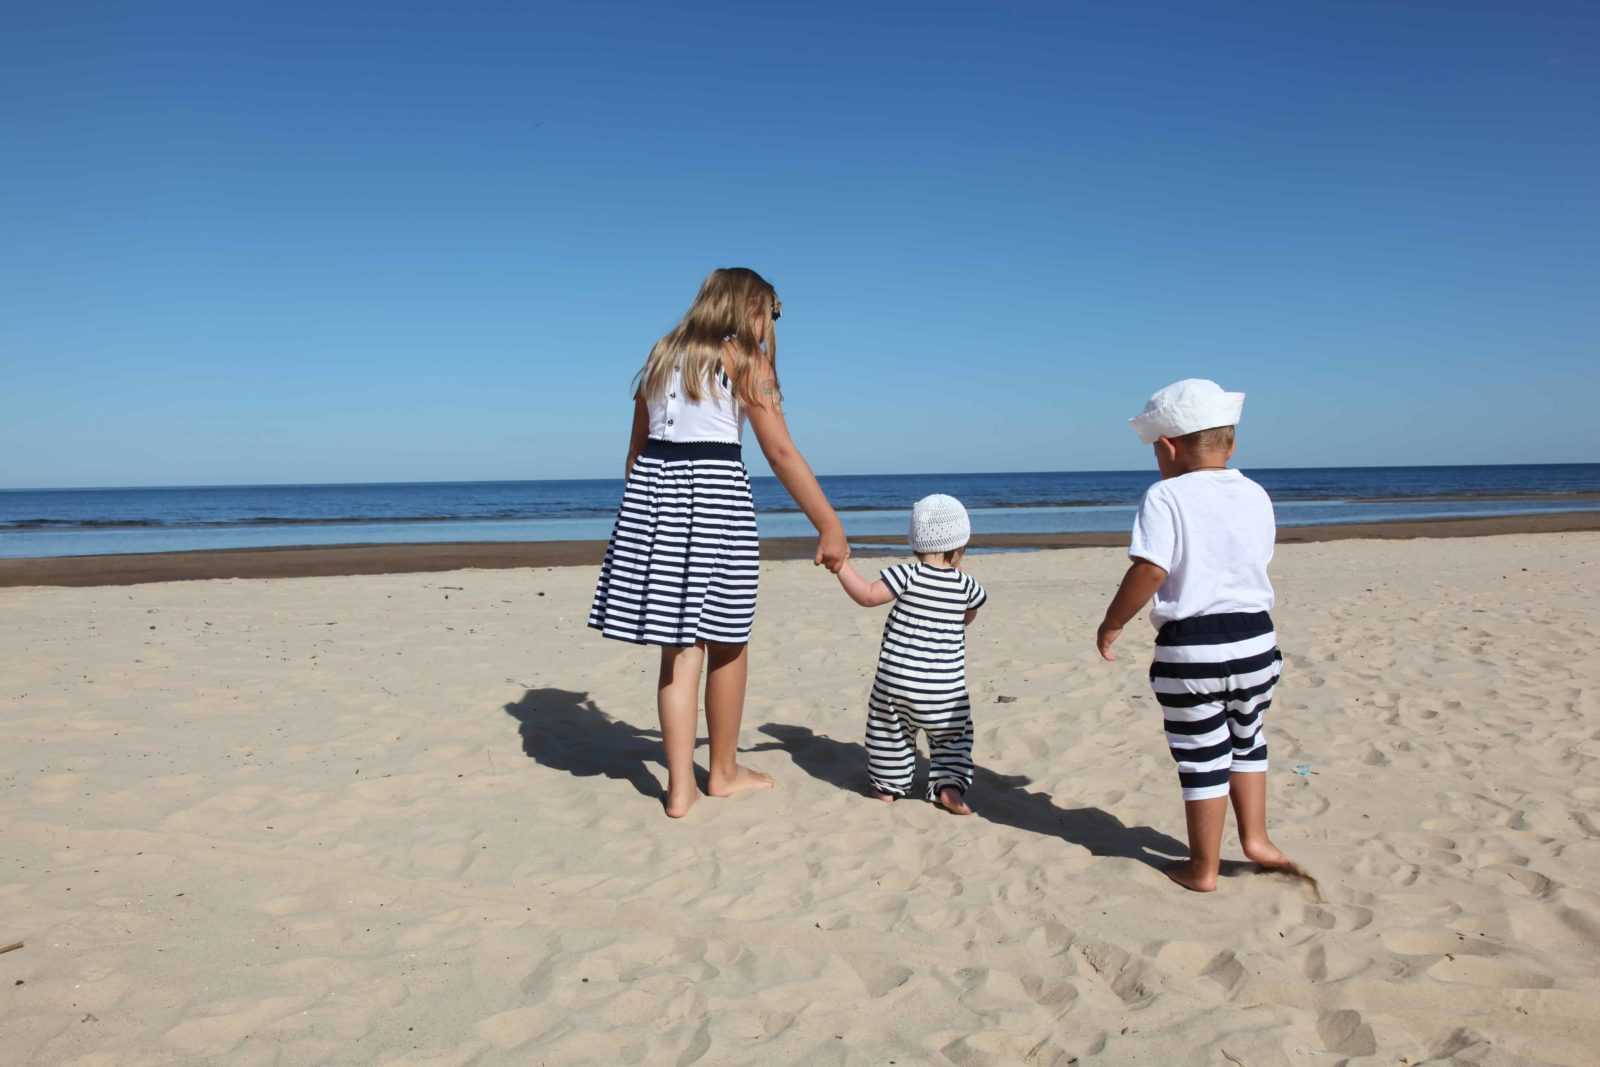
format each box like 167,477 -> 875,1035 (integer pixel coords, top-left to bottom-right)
2,1 -> 1596,488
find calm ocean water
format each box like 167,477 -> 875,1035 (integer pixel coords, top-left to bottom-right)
3,464 -> 1598,559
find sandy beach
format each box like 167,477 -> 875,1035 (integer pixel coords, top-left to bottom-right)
4,531 -> 1600,1064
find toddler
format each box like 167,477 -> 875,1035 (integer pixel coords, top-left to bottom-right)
836,494 -> 987,814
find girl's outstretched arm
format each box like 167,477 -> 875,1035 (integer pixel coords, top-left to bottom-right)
836,560 -> 895,607
623,395 -> 649,478
744,363 -> 849,571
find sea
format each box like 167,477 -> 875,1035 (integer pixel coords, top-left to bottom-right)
3,464 -> 1598,559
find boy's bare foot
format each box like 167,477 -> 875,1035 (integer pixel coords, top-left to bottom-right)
874,791 -> 897,804
1240,837 -> 1291,869
663,784 -> 697,819
1163,860 -> 1218,893
935,786 -> 972,815
707,763 -> 774,798
1242,838 -> 1319,891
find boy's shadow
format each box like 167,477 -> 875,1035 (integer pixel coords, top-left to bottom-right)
502,688 -> 707,801
752,723 -> 1187,872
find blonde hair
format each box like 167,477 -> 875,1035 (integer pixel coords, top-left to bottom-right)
635,268 -> 780,408
1175,425 -> 1235,451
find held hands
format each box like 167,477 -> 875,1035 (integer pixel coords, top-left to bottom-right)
814,525 -> 850,573
1095,619 -> 1123,661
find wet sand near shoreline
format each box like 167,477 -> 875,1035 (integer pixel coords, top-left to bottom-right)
2,510 -> 1599,588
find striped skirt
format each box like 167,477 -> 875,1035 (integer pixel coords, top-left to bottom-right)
587,440 -> 759,646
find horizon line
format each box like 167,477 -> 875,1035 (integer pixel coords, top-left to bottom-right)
4,459 -> 1599,494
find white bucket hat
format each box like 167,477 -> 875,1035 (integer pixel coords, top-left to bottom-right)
909,494 -> 971,554
1129,378 -> 1246,445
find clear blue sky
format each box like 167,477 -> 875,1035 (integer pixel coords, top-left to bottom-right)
3,1 -> 1596,488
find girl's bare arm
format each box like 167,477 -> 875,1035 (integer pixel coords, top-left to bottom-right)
744,364 -> 848,571
624,395 -> 649,478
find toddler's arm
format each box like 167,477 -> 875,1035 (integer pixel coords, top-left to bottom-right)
836,560 -> 896,607
1096,558 -> 1167,661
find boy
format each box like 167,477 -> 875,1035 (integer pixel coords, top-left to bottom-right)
836,494 -> 987,815
1097,379 -> 1305,892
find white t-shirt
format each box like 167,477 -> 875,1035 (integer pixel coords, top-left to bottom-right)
1128,469 -> 1276,628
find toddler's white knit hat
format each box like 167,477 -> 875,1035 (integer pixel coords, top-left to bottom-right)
909,494 -> 971,554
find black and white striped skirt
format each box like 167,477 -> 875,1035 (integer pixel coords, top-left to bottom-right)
588,440 -> 759,646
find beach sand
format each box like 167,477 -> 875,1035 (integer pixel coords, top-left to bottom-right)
4,532 -> 1599,1064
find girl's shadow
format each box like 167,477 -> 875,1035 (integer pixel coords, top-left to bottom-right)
502,688 -> 707,801
752,723 -> 1187,872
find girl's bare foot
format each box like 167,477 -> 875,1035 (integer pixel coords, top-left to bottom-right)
1164,860 -> 1218,892
663,783 -> 698,819
707,763 -> 774,798
874,791 -> 897,804
935,786 -> 972,815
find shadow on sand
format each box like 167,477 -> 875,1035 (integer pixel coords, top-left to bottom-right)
751,722 -> 1189,872
503,687 -> 708,803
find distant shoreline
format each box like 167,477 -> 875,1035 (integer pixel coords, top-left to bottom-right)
3,511 -> 1598,588
6,490 -> 1600,531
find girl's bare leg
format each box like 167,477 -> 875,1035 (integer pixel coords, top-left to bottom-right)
657,644 -> 705,818
703,641 -> 773,797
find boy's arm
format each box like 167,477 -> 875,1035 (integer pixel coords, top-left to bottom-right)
1096,558 -> 1167,661
836,559 -> 896,607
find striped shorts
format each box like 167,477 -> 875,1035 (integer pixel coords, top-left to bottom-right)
587,440 -> 759,647
1149,612 -> 1282,801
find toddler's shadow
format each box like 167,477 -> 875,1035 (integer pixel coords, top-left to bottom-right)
752,723 -> 1187,872
502,688 -> 707,801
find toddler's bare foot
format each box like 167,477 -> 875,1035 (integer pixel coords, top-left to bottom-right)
935,786 -> 972,816
707,763 -> 774,798
1163,860 -> 1218,893
663,782 -> 698,819
874,791 -> 897,804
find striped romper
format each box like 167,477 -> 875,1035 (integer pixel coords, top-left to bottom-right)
1129,469 -> 1281,801
588,362 -> 759,646
865,562 -> 988,799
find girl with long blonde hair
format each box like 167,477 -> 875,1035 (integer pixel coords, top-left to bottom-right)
588,267 -> 849,817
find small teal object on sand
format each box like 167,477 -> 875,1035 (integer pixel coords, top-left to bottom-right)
1293,763 -> 1313,777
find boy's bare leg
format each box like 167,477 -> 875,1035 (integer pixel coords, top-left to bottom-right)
657,645 -> 705,818
1230,771 -> 1318,892
704,641 -> 774,798
1167,795 -> 1228,892
1229,770 -> 1291,868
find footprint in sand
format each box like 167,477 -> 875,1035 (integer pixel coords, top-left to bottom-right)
1427,954 -> 1556,989
1316,1009 -> 1378,1057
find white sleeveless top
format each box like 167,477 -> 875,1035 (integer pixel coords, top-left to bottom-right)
647,362 -> 744,444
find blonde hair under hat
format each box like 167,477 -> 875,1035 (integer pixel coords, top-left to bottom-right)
910,494 -> 971,554
1129,378 -> 1246,445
